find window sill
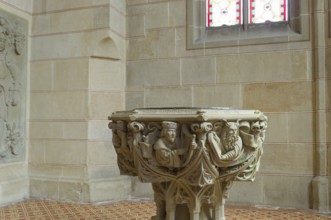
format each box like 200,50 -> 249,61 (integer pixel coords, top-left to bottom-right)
188,26 -> 308,50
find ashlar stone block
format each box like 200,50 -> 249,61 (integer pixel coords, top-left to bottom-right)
263,175 -> 312,209
243,82 -> 312,112
44,140 -> 87,165
58,181 -> 89,202
217,51 -> 309,83
127,14 -> 145,37
30,91 -> 88,120
89,59 -> 125,91
181,57 -> 216,85
288,112 -> 314,143
30,61 -> 53,91
29,121 -> 88,140
260,144 -> 314,175
127,29 -> 175,60
169,0 -> 186,27
50,9 -> 96,33
144,2 -> 169,29
29,164 -> 87,181
32,14 -> 51,38
108,7 -> 125,35
127,0 -> 148,6
33,0 -> 108,13
87,141 -> 116,165
264,113 -> 288,143
126,92 -> 144,110
228,176 -> 264,205
193,85 -> 241,108
54,59 -> 89,90
145,87 -> 192,107
89,92 -> 124,120
88,120 -> 113,141
87,165 -> 120,179
89,176 -> 131,203
0,177 -> 29,204
127,59 -> 180,90
29,164 -> 63,179
30,179 -> 60,200
29,140 -> 46,164
31,32 -> 92,60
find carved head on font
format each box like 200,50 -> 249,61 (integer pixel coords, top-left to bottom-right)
251,121 -> 267,135
221,121 -> 240,150
161,121 -> 177,144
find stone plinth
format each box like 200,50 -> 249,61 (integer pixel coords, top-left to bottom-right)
109,108 -> 267,220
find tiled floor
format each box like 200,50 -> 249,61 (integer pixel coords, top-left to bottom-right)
0,199 -> 330,220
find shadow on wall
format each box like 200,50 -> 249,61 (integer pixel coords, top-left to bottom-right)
91,37 -> 120,61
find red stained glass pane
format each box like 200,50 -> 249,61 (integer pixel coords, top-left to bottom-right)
249,0 -> 288,24
206,0 -> 243,27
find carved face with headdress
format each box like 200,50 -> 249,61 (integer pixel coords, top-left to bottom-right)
221,122 -> 239,151
161,121 -> 177,144
251,121 -> 267,135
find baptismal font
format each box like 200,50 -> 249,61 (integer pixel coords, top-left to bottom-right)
109,108 -> 267,220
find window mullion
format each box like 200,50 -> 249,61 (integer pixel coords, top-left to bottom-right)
243,0 -> 248,31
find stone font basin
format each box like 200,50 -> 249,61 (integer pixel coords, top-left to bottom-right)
109,108 -> 267,220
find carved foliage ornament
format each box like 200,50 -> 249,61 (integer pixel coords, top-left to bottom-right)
110,119 -> 266,182
0,10 -> 27,161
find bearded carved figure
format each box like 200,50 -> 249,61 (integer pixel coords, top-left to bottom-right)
221,122 -> 242,157
109,108 -> 267,220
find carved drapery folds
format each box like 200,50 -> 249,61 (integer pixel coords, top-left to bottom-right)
0,10 -> 27,162
109,108 -> 267,220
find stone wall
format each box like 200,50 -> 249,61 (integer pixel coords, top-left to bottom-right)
125,0 -> 330,211
0,0 -> 30,206
29,0 -> 130,203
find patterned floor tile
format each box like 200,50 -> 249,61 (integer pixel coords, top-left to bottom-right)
0,200 -> 330,220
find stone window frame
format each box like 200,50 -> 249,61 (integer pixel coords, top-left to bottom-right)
187,0 -> 310,50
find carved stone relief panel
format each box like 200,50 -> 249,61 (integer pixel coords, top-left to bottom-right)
0,9 -> 27,162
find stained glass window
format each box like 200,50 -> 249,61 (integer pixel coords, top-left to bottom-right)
249,0 -> 288,24
206,0 -> 288,27
206,0 -> 242,27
